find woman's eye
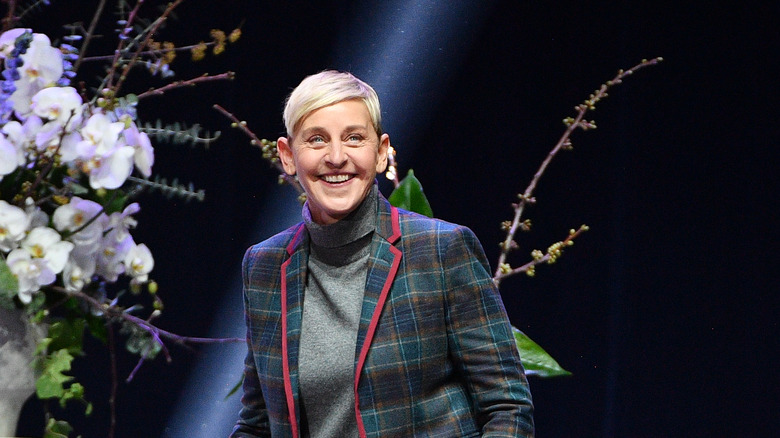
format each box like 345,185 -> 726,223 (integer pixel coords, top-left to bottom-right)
347,134 -> 362,142
309,136 -> 325,143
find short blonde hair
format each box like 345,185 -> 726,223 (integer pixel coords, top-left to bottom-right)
282,70 -> 383,138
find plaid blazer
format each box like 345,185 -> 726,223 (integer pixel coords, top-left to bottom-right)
231,193 -> 534,437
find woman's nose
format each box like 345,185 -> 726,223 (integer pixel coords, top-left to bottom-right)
325,142 -> 347,167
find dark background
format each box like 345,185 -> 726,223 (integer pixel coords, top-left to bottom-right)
15,0 -> 778,437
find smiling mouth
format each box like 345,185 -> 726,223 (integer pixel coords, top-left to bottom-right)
322,174 -> 353,183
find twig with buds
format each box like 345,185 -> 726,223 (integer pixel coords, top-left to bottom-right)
212,104 -> 306,195
109,0 -> 186,95
493,57 -> 662,286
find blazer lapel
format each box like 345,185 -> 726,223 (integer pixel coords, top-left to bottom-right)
353,200 -> 402,436
281,224 -> 307,437
355,200 -> 402,358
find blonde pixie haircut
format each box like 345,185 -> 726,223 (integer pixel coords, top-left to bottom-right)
282,70 -> 383,138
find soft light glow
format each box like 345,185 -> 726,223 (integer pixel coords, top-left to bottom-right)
163,186 -> 301,437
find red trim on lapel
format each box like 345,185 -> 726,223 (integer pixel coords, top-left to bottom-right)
286,224 -> 306,255
281,225 -> 305,438
354,206 -> 402,438
389,206 -> 401,243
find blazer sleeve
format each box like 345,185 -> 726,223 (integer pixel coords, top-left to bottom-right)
230,340 -> 271,437
442,225 -> 535,437
230,247 -> 272,438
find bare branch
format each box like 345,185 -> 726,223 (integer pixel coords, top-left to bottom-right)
136,71 -> 235,99
71,0 -> 108,74
79,40 -> 219,63
493,58 -> 662,285
111,0 -> 187,95
213,104 -> 305,194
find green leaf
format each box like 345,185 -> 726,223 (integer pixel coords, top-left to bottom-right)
44,417 -> 73,438
0,256 -> 18,309
86,313 -> 109,344
388,169 -> 433,217
59,382 -> 90,411
36,349 -> 75,399
513,327 -> 572,378
101,189 -> 129,215
70,182 -> 89,195
225,374 -> 244,400
48,319 -> 86,355
26,292 -> 47,316
35,337 -> 54,356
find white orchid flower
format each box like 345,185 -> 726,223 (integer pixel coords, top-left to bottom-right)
96,229 -> 133,282
78,112 -> 124,157
9,33 -> 64,117
63,253 -> 96,292
20,226 -> 74,274
0,200 -> 30,252
124,242 -> 154,282
31,86 -> 84,131
53,197 -> 107,257
0,133 -> 24,179
6,248 -> 55,302
87,145 -> 135,189
107,202 -> 140,242
74,113 -> 135,189
121,124 -> 154,177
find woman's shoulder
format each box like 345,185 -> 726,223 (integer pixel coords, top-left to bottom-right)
395,207 -> 464,230
395,208 -> 477,240
244,222 -> 305,258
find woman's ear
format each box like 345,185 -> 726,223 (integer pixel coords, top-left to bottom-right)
376,133 -> 390,173
277,136 -> 296,175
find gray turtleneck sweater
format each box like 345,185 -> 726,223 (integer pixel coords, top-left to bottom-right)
298,185 -> 378,438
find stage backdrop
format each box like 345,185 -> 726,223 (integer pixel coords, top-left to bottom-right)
15,0 -> 778,437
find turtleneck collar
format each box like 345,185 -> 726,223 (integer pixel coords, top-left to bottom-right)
303,183 -> 378,249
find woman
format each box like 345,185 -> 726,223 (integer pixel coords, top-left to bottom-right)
231,71 -> 534,437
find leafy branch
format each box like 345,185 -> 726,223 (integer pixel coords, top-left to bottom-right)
141,119 -> 221,148
126,175 -> 205,202
43,285 -> 244,437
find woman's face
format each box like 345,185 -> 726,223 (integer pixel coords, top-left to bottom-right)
278,99 -> 389,225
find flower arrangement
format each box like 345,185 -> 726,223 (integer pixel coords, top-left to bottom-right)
0,26 -> 155,305
0,0 -> 239,435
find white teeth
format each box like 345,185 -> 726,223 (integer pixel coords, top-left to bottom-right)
323,174 -> 350,183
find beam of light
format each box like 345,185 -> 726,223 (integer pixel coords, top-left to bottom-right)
165,1 -> 497,436
162,185 -> 301,438
333,0 -> 496,164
